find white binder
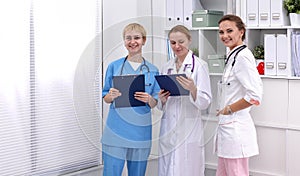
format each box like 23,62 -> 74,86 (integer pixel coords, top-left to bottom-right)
271,0 -> 289,26
264,34 -> 277,76
174,0 -> 184,25
291,33 -> 300,76
259,0 -> 270,26
183,0 -> 203,28
166,0 -> 175,28
236,0 -> 247,23
246,0 -> 258,26
276,34 -> 290,76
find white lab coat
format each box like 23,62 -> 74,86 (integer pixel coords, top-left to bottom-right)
157,51 -> 212,176
215,45 -> 263,158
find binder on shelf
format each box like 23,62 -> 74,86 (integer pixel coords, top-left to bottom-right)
259,0 -> 270,26
236,0 -> 247,23
246,0 -> 258,26
276,34 -> 290,76
264,34 -> 277,76
166,0 -> 175,28
174,0 -> 184,25
291,32 -> 300,77
183,0 -> 203,28
271,0 -> 289,26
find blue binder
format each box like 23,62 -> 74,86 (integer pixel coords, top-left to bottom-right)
155,74 -> 189,96
113,74 -> 145,108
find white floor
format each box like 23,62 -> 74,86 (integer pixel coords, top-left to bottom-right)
64,157 -> 216,176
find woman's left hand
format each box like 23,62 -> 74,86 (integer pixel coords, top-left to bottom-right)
135,92 -> 157,108
134,92 -> 151,103
216,106 -> 231,116
176,75 -> 197,92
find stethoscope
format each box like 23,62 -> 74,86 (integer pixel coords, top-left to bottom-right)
225,45 -> 247,67
217,45 -> 247,113
221,45 -> 247,85
120,56 -> 152,86
184,53 -> 195,73
168,53 -> 195,75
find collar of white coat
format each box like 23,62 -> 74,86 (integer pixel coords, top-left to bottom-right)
167,50 -> 193,71
225,44 -> 245,68
226,44 -> 245,58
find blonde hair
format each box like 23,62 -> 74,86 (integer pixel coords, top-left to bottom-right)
168,25 -> 191,41
123,23 -> 147,40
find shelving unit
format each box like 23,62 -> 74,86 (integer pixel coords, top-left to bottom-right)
191,1 -> 300,176
160,0 -> 300,175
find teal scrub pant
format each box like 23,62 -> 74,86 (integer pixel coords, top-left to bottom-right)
102,144 -> 151,176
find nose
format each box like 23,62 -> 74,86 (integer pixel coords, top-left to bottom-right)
222,32 -> 229,38
174,43 -> 181,49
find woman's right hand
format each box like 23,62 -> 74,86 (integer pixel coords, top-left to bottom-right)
158,89 -> 170,105
105,88 -> 121,103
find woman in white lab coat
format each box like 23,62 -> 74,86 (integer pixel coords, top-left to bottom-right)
215,15 -> 263,176
157,25 -> 212,176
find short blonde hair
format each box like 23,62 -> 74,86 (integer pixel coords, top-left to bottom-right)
168,25 -> 191,41
123,23 -> 147,40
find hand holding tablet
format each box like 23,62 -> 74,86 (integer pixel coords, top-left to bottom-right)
155,74 -> 189,96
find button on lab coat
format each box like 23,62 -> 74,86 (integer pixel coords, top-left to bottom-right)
157,51 -> 212,176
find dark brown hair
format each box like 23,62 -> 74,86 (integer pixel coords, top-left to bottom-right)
218,14 -> 246,41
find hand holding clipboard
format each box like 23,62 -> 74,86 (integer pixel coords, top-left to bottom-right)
112,74 -> 145,108
175,74 -> 197,93
155,74 -> 190,96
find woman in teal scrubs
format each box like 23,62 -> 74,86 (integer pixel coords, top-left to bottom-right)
101,23 -> 160,176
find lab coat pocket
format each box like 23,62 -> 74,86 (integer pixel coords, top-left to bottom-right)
218,113 -> 237,125
218,122 -> 242,157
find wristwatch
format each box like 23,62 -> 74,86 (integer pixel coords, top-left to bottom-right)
226,105 -> 233,115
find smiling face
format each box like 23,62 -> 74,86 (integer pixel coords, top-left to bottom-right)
169,31 -> 191,61
218,20 -> 244,51
124,30 -> 145,56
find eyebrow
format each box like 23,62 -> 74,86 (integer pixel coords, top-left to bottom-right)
126,35 -> 140,37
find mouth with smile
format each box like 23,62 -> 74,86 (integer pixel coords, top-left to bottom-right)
222,38 -> 231,44
175,48 -> 185,54
129,43 -> 139,49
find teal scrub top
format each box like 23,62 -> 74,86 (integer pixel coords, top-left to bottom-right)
101,57 -> 160,148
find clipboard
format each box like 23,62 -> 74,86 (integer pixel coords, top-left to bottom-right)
155,74 -> 189,96
112,74 -> 145,108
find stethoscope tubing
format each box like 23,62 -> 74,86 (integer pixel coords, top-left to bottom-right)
120,56 -> 150,76
119,56 -> 152,86
222,45 -> 247,84
225,45 -> 247,67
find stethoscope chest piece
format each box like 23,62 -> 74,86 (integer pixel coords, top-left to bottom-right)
120,56 -> 152,86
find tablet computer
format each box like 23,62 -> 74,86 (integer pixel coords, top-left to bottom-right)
155,74 -> 189,96
113,74 -> 145,108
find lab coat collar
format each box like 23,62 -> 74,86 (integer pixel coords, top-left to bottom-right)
227,44 -> 245,56
167,50 -> 193,74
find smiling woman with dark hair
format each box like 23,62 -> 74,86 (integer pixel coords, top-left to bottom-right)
215,14 -> 263,176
